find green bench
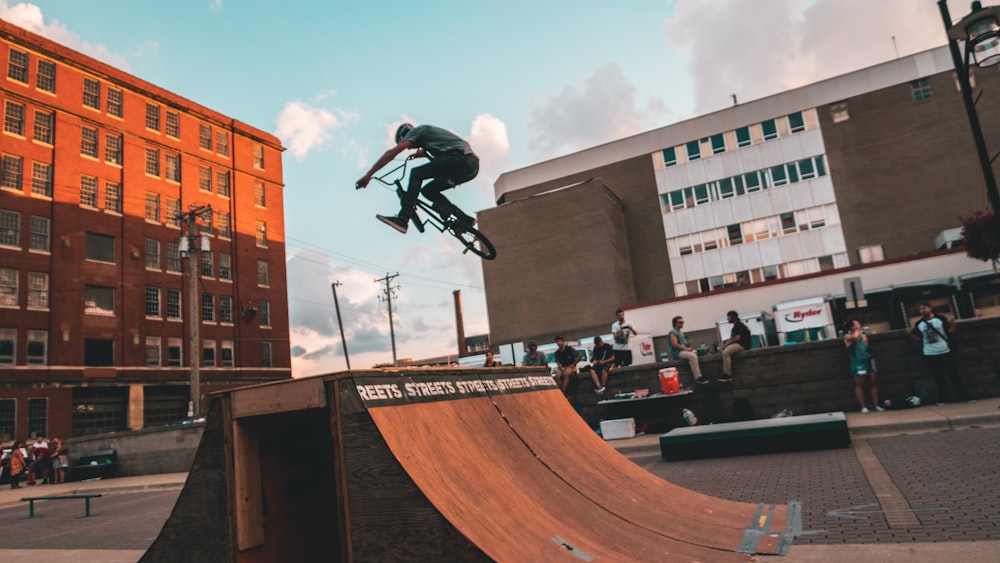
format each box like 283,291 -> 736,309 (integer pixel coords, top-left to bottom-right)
21,493 -> 103,518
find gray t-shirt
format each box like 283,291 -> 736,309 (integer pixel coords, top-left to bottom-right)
400,125 -> 473,158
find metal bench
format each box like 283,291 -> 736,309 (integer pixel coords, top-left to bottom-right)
21,493 -> 103,518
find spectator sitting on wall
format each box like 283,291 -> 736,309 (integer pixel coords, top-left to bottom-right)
483,351 -> 501,367
553,336 -> 581,394
720,310 -> 751,382
522,340 -> 548,367
668,316 -> 708,385
589,336 -> 615,395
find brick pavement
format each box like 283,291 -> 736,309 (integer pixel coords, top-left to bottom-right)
634,425 -> 1000,546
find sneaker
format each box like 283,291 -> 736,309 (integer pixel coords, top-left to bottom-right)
695,377 -> 709,385
874,406 -> 885,412
861,407 -> 870,414
595,386 -> 606,394
377,214 -> 408,234
717,375 -> 733,382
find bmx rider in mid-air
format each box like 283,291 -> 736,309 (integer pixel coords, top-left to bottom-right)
355,122 -> 479,234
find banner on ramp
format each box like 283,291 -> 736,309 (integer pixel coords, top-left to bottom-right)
354,371 -> 557,407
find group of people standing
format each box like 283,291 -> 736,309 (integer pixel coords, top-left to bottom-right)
3,436 -> 68,489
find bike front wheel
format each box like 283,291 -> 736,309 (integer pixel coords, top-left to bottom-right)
448,221 -> 496,260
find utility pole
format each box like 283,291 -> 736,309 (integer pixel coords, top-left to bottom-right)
375,273 -> 400,366
179,204 -> 212,416
331,281 -> 351,370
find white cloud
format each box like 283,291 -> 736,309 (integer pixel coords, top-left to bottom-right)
665,0 -> 946,115
275,101 -> 354,161
209,0 -> 223,13
527,63 -> 666,161
1,1 -> 132,69
467,113 -> 513,201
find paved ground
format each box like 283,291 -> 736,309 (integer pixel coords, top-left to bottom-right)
0,401 -> 996,561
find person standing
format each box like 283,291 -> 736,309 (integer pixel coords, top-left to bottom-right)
521,340 -> 548,367
553,336 -> 581,393
720,310 -> 751,382
8,441 -> 25,489
668,316 -> 707,385
844,320 -> 883,413
611,308 -> 637,367
483,351 -> 501,367
910,302 -> 969,403
589,336 -> 615,394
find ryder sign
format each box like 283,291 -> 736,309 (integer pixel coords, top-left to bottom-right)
775,300 -> 832,332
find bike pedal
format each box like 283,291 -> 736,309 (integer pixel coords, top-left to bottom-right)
413,218 -> 426,233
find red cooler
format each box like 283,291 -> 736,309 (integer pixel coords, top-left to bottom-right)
658,367 -> 680,394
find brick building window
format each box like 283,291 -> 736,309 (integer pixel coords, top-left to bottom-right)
201,293 -> 215,322
216,171 -> 230,197
216,131 -> 229,156
145,286 -> 161,317
203,340 -> 216,367
259,299 -> 271,327
261,342 -> 273,368
1,154 -> 23,190
199,166 -> 212,192
145,103 -> 160,131
830,101 -> 850,123
166,242 -> 181,273
85,232 -> 114,262
253,144 -> 264,169
33,111 -> 53,144
0,397 -> 15,437
83,78 -> 101,109
167,339 -> 182,366
200,251 -> 213,277
254,182 -> 266,207
36,59 -> 56,93
257,260 -> 269,286
220,296 -> 233,324
199,124 -> 212,150
31,162 -> 52,197
80,176 -> 98,208
105,134 -> 122,165
0,210 -> 20,247
5,101 -> 25,136
145,192 -> 160,222
145,148 -> 160,176
0,268 -> 18,307
107,88 -> 123,118
255,221 -> 267,247
8,49 -> 28,82
26,330 -> 47,365
105,182 -> 122,214
145,238 -> 160,269
165,111 -> 180,138
27,272 -> 48,309
221,341 -> 234,366
81,126 -> 99,158
166,289 -> 181,319
166,198 -> 180,227
29,216 -> 50,251
84,286 -> 114,316
27,398 -> 47,437
145,336 -> 161,367
911,78 -> 933,101
219,253 -> 232,280
165,153 -> 180,182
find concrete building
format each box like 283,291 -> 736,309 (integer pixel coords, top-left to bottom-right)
481,46 -> 1000,349
0,20 -> 290,441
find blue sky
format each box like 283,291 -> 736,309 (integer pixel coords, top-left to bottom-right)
1,0 -> 954,374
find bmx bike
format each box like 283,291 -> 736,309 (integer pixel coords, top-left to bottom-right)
362,158 -> 496,260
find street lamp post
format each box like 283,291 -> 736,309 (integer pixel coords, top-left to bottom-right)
939,0 -> 1000,214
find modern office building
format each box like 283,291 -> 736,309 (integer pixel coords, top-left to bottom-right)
481,46 -> 1000,348
0,20 -> 290,441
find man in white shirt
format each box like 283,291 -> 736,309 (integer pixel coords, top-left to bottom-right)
611,308 -> 637,367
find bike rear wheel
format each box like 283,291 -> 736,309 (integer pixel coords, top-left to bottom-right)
448,220 -> 496,260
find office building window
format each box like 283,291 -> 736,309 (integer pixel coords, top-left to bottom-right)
727,224 -> 743,245
27,398 -> 47,437
146,336 -> 161,367
83,78 -> 101,109
256,221 -> 267,247
216,171 -> 230,197
80,176 -> 98,208
257,260 -> 269,286
1,154 -> 23,190
662,147 -> 677,167
220,296 -> 233,324
145,238 -> 160,269
761,119 -> 778,140
199,124 -> 212,150
81,126 -> 99,158
0,268 -> 18,307
165,153 -> 180,182
107,87 -> 123,118
29,216 -> 50,251
145,286 -> 161,317
255,182 -> 266,207
84,286 -> 114,315
203,340 -> 216,367
261,341 -> 273,368
221,341 -> 234,367
8,48 -> 28,82
166,243 -> 181,273
735,126 -> 751,147
202,293 -> 215,322
830,101 -> 849,123
911,78 -> 933,101
33,111 -> 54,144
199,166 -> 212,192
27,272 -> 48,309
85,232 -> 114,262
145,103 -> 160,131
0,210 -> 20,247
858,244 -> 885,264
105,134 -> 122,165
166,289 -> 181,319
145,192 -> 160,222
31,162 -> 52,197
787,111 -> 806,133
36,59 -> 56,93
5,101 -> 25,136
145,147 -> 160,176
165,111 -> 180,138
216,132 -> 229,156
710,133 -> 725,154
26,330 -> 47,365
105,182 -> 122,214
685,140 -> 701,161
0,329 -> 16,364
259,300 -> 271,327
218,253 -> 232,280
167,338 -> 182,366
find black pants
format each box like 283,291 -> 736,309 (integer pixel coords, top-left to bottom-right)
925,352 -> 968,402
614,349 -> 633,367
401,152 -> 479,219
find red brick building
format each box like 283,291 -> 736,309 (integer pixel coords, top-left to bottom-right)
0,20 -> 290,441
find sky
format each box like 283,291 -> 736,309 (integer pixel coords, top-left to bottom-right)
0,0 -> 959,374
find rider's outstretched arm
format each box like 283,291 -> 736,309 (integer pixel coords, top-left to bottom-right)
356,140 -> 413,188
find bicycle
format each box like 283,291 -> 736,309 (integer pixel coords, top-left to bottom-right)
359,158 -> 497,260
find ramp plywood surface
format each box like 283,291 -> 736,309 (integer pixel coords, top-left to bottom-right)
368,396 -> 745,562
491,389 -> 790,552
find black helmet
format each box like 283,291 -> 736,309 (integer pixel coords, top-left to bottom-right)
395,123 -> 414,143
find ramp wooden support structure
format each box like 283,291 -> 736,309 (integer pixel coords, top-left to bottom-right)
141,368 -> 800,562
